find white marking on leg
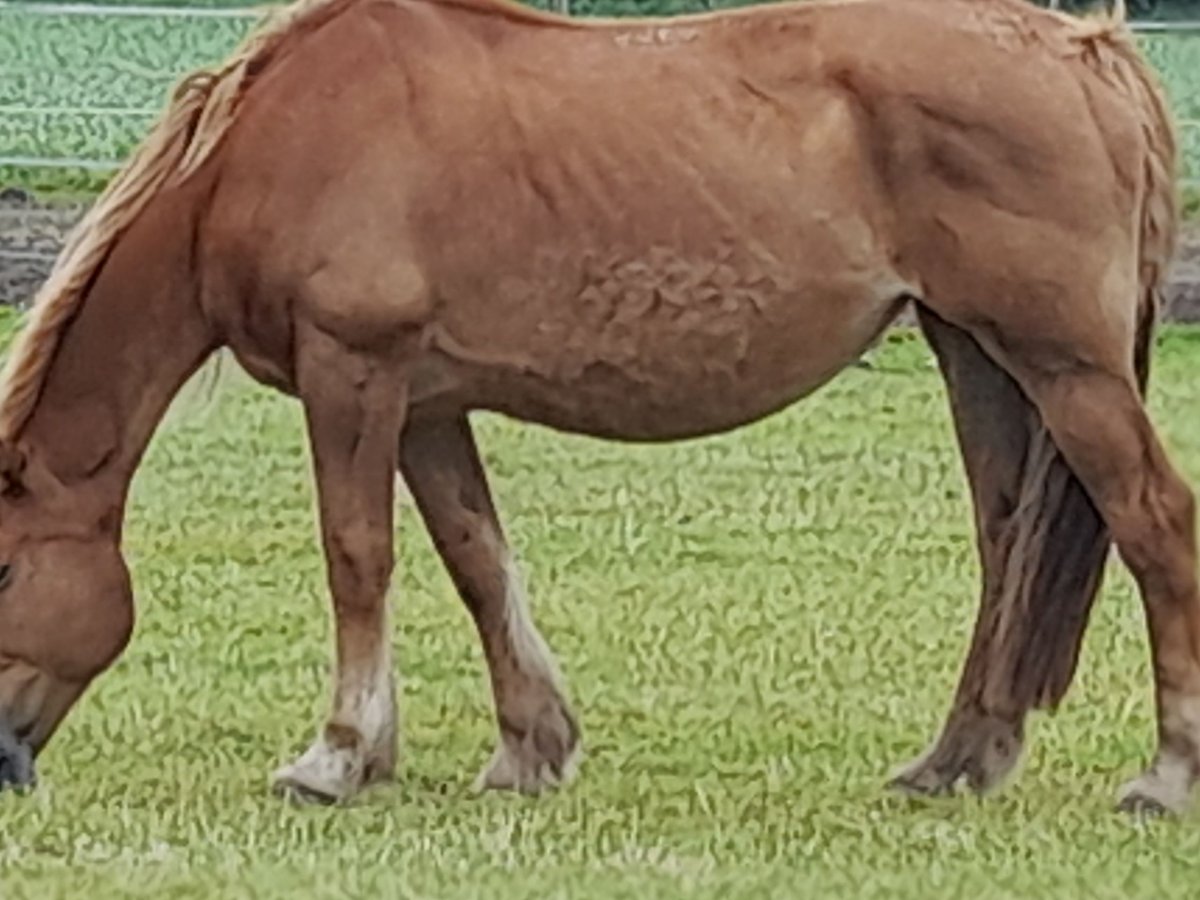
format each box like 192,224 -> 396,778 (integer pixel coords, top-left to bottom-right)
337,630 -> 396,768
273,621 -> 396,802
502,554 -> 562,688
1157,689 -> 1200,787
473,556 -> 580,794
1117,690 -> 1200,814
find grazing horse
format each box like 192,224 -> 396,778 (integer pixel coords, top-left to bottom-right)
0,0 -> 1193,814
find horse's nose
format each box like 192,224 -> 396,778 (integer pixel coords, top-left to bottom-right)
0,720 -> 35,791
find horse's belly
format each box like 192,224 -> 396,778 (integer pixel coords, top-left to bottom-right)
470,352 -> 851,441
424,277 -> 905,441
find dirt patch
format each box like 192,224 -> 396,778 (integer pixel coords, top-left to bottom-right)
2,186 -> 1200,319
1172,226 -> 1200,321
0,189 -> 87,309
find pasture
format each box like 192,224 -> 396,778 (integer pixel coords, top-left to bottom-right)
0,312 -> 1199,897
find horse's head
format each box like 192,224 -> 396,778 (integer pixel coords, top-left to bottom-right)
0,441 -> 134,790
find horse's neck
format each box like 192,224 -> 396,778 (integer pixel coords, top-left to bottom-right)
19,212 -> 215,506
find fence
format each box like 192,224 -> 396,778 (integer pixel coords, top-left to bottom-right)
1,1 -> 1198,183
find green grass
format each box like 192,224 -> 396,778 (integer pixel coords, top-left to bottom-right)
1,315 -> 1200,897
1,3 -> 1199,202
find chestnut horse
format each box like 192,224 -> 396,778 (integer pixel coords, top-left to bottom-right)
0,0 -> 1193,814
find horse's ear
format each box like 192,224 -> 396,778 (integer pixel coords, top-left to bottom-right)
0,441 -> 27,498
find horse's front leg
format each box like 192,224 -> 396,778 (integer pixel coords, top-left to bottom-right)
272,328 -> 409,804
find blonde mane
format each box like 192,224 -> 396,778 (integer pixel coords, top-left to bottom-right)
0,0 -> 354,443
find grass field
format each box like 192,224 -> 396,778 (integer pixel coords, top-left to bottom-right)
1,313 -> 1199,897
1,2 -> 1200,201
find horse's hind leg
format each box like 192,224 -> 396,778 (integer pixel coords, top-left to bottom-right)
954,310 -> 1200,814
1006,365 -> 1199,813
891,309 -> 1110,796
399,414 -> 580,793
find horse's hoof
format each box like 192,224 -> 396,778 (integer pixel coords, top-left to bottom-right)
887,770 -> 955,798
888,715 -> 1023,800
887,747 -> 970,798
473,705 -> 581,795
1116,775 -> 1190,818
272,757 -> 358,805
1116,791 -> 1171,818
272,771 -> 344,806
271,738 -> 376,805
473,741 -> 580,795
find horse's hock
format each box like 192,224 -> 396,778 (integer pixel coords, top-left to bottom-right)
2,188 -> 1200,319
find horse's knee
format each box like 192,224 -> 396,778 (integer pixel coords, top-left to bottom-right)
327,518 -> 394,607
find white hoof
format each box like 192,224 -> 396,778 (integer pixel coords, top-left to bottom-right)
1117,770 -> 1193,818
272,737 -> 371,805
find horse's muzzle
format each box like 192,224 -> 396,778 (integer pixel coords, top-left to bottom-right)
0,719 -> 35,790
